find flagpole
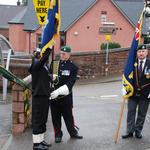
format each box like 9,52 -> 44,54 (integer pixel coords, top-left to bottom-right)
115,97 -> 126,144
50,46 -> 54,93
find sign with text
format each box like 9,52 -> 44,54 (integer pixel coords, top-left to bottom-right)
105,35 -> 111,40
99,27 -> 116,34
33,0 -> 50,25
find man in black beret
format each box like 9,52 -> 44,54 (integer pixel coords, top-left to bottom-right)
122,44 -> 150,139
29,47 -> 52,150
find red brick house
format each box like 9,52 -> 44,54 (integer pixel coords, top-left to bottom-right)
1,0 -> 146,53
0,4 -> 26,40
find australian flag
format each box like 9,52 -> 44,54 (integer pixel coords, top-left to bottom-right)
41,0 -> 61,55
122,8 -> 145,98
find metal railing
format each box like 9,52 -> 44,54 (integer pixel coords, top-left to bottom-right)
0,34 -> 14,102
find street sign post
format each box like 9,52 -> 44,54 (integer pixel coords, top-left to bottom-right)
105,35 -> 111,40
105,35 -> 111,76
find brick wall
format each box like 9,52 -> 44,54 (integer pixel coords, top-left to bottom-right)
12,84 -> 32,133
67,48 -> 130,79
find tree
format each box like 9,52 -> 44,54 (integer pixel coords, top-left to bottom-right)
22,0 -> 28,6
101,42 -> 121,50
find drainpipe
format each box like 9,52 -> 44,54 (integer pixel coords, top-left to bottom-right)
29,32 -> 31,54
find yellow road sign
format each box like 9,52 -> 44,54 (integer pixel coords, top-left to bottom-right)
33,0 -> 50,25
105,35 -> 111,40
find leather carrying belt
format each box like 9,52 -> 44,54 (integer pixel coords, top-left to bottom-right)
53,60 -> 59,85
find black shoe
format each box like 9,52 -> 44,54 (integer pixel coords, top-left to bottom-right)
135,133 -> 142,139
41,141 -> 52,147
71,133 -> 83,139
33,143 -> 48,150
55,137 -> 62,143
122,133 -> 133,139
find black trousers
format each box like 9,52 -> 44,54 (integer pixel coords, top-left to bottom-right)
50,102 -> 77,137
32,95 -> 49,134
126,96 -> 150,134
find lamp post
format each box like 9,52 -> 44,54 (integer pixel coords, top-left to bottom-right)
101,22 -> 114,76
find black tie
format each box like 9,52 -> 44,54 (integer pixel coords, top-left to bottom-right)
139,61 -> 143,79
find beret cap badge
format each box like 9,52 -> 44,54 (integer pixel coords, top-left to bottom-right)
60,46 -> 71,53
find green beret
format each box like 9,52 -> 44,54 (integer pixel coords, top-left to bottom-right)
60,46 -> 71,53
137,44 -> 147,51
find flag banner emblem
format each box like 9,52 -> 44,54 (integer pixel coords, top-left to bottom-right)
122,8 -> 145,98
0,65 -> 30,120
41,0 -> 61,55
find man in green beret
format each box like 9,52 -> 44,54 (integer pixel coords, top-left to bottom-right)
49,46 -> 83,143
60,46 -> 71,52
122,44 -> 150,139
136,44 -> 147,51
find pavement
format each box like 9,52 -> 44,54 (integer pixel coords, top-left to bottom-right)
1,73 -> 150,150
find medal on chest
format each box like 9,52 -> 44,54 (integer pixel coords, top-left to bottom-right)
145,66 -> 150,79
62,70 -> 70,76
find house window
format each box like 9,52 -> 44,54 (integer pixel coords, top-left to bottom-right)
101,15 -> 106,24
101,11 -> 107,15
60,34 -> 66,47
36,34 -> 42,48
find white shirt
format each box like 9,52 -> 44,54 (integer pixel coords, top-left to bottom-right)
138,58 -> 146,71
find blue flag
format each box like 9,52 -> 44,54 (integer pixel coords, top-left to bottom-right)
122,9 -> 145,98
41,0 -> 61,55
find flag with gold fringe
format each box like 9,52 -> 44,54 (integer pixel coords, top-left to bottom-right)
0,65 -> 30,120
41,0 -> 61,55
122,8 -> 145,98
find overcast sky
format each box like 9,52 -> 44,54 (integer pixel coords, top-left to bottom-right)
0,0 -> 18,5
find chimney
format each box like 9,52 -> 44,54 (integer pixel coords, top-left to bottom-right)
17,0 -> 21,6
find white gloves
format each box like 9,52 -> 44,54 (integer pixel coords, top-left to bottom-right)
49,40 -> 55,49
23,75 -> 32,84
53,74 -> 58,81
122,87 -> 127,96
50,85 -> 69,100
148,93 -> 150,99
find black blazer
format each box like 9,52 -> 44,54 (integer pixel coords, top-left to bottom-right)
29,49 -> 51,96
132,58 -> 150,99
50,59 -> 78,106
